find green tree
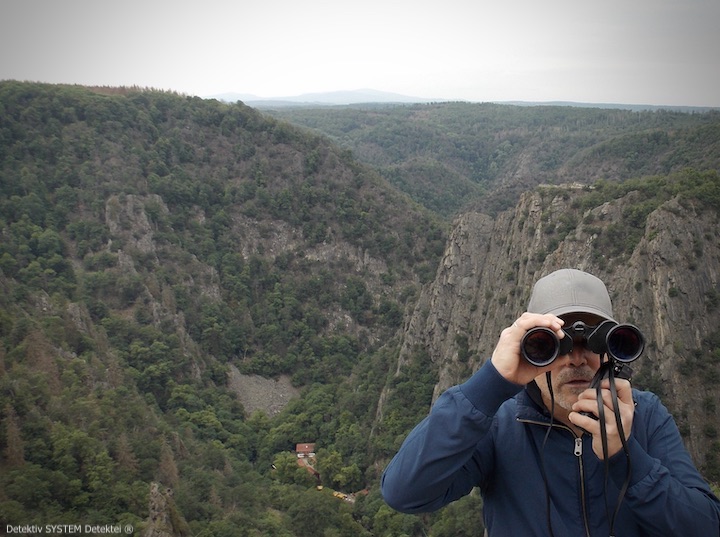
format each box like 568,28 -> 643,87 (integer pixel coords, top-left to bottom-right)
3,404 -> 25,466
272,451 -> 317,487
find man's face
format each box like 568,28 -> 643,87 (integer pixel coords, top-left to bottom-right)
534,313 -> 604,419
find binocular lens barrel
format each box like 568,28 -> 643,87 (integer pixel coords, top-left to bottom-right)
606,325 -> 644,362
520,323 -> 644,366
521,328 -> 561,367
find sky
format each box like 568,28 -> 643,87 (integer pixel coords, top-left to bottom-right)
1,0 -> 719,107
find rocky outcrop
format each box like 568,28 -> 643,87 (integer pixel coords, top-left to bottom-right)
142,482 -> 190,537
394,186 -> 720,467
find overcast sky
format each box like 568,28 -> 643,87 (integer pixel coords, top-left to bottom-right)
1,0 -> 719,106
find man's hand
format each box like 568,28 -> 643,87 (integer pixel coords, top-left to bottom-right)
491,312 -> 565,386
569,378 -> 635,459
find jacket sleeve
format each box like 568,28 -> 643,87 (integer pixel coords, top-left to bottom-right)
608,392 -> 720,535
380,360 -> 523,513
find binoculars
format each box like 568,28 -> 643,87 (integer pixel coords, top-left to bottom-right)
521,320 -> 645,367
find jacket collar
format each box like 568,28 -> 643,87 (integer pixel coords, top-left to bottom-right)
516,381 -> 554,423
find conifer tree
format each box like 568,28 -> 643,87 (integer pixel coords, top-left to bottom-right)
157,440 -> 179,487
3,404 -> 25,466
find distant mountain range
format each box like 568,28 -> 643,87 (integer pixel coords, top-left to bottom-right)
500,100 -> 719,113
207,88 -> 718,112
207,88 -> 437,107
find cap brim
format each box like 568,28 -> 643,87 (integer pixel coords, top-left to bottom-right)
547,304 -> 616,323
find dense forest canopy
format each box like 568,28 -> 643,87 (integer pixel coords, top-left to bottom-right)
0,81 -> 447,536
0,81 -> 718,536
268,102 -> 720,217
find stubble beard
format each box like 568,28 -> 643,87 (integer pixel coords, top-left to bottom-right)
547,366 -> 595,413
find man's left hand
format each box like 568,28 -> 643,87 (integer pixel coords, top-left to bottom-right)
569,378 -> 634,459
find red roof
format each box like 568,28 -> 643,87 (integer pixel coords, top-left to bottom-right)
296,443 -> 316,454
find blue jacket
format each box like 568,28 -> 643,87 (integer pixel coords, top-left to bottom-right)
381,361 -> 720,536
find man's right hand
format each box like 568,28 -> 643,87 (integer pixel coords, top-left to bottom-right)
490,312 -> 565,385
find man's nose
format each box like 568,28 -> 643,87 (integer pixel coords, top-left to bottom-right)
566,343 -> 589,365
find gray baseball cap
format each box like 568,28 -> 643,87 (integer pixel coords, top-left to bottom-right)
527,268 -> 615,322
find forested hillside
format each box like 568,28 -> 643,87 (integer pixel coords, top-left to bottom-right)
1,82 -> 719,537
268,103 -> 720,217
0,81 -> 449,536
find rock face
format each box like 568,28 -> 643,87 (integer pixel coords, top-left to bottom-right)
395,187 -> 720,468
142,482 -> 190,537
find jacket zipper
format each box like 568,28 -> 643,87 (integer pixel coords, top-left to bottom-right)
518,418 -> 592,537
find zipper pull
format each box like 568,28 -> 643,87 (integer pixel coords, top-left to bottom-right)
574,437 -> 583,456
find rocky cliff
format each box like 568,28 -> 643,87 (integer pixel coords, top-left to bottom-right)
142,483 -> 190,537
394,180 -> 720,470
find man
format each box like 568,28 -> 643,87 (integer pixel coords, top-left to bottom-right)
381,268 -> 720,536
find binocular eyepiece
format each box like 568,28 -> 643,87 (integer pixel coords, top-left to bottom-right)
521,320 -> 645,367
